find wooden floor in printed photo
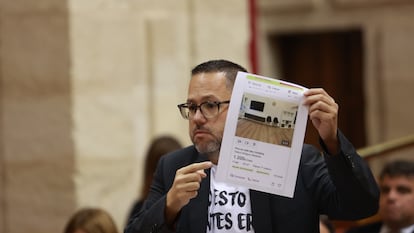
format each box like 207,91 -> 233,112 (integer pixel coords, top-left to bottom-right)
235,118 -> 294,146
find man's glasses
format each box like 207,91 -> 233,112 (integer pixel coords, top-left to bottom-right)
177,100 -> 230,120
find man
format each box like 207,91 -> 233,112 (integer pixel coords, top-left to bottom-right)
125,59 -> 379,233
346,160 -> 414,233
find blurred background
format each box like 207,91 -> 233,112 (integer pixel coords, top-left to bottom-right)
0,0 -> 413,232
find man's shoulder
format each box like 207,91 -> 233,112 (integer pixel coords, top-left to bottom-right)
160,145 -> 206,165
345,221 -> 382,233
155,146 -> 200,178
166,145 -> 196,157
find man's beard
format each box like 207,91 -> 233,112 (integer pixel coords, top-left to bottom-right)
191,124 -> 223,156
192,129 -> 222,155
195,139 -> 221,155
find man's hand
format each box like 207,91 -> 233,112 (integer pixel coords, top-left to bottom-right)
165,161 -> 213,226
303,88 -> 339,154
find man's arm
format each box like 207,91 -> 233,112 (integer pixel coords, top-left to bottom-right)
125,159 -> 212,233
302,88 -> 379,219
322,131 -> 379,219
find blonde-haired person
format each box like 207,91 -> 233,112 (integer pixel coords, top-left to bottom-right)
64,207 -> 119,233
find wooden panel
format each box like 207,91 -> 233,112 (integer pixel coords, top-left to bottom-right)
273,30 -> 367,149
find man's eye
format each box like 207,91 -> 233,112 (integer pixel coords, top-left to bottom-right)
380,187 -> 390,194
397,186 -> 412,194
188,105 -> 198,111
204,102 -> 216,109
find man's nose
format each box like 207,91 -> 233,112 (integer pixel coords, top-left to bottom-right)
192,108 -> 206,121
386,189 -> 399,200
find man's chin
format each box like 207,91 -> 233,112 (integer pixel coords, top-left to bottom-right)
194,143 -> 220,155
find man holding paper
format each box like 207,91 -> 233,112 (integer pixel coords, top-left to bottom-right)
125,59 -> 379,233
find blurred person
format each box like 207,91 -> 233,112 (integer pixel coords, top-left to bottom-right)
127,135 -> 182,221
346,159 -> 414,233
320,215 -> 335,233
64,207 -> 119,233
125,59 -> 379,233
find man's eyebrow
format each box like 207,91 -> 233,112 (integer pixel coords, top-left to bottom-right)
187,95 -> 219,103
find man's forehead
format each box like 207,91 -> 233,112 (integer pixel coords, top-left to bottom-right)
186,94 -> 220,103
381,175 -> 414,184
188,74 -> 231,97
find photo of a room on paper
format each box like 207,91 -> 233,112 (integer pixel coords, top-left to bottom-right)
236,92 -> 298,147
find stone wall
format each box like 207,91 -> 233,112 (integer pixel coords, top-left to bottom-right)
0,0 -> 248,232
0,1 -> 76,233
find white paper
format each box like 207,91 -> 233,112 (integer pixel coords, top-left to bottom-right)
216,72 -> 309,198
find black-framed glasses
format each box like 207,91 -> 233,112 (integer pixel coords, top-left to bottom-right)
177,100 -> 230,120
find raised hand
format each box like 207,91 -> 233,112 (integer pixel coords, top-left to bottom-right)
303,88 -> 339,154
165,161 -> 213,225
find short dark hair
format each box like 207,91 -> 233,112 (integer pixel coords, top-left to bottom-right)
191,59 -> 248,90
379,159 -> 414,180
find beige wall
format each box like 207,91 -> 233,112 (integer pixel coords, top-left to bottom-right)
0,0 -> 248,232
0,1 -> 76,233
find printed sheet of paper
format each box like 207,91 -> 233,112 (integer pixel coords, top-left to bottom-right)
216,72 -> 309,198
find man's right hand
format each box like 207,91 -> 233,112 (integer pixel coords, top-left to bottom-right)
165,161 -> 213,226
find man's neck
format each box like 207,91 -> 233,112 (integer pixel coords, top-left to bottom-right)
207,151 -> 219,165
383,223 -> 414,233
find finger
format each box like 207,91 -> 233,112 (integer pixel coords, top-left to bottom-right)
304,93 -> 334,106
177,161 -> 213,175
303,88 -> 327,97
174,162 -> 212,185
183,190 -> 199,199
309,109 -> 336,124
303,88 -> 335,105
175,172 -> 205,184
176,181 -> 202,192
308,99 -> 338,114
